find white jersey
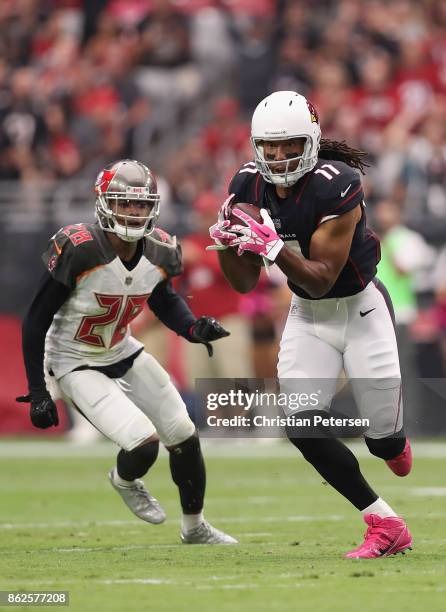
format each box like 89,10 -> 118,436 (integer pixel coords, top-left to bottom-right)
42,224 -> 182,379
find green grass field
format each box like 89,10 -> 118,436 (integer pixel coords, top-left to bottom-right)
0,440 -> 445,612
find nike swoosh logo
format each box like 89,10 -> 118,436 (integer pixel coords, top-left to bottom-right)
341,184 -> 352,197
360,308 -> 376,317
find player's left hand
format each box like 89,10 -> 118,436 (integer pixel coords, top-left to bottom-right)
229,208 -> 285,262
16,390 -> 59,429
189,316 -> 230,357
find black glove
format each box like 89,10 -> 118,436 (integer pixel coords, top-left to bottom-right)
189,316 -> 230,357
16,390 -> 59,429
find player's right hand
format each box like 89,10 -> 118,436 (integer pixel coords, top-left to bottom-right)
207,193 -> 239,251
207,220 -> 238,251
16,391 -> 59,429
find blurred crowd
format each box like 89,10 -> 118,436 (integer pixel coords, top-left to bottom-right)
2,0 -> 446,404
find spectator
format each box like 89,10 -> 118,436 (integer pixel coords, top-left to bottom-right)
350,49 -> 399,156
230,15 -> 277,116
0,67 -> 47,180
374,198 -> 436,433
135,0 -> 203,113
200,96 -> 250,181
375,199 -> 435,328
400,111 -> 446,245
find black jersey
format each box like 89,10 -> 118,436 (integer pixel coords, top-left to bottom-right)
228,159 -> 380,299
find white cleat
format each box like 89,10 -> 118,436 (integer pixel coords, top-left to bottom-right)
181,521 -> 238,545
108,469 -> 166,525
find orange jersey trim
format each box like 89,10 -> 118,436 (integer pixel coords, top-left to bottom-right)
157,266 -> 169,280
53,240 -> 62,256
76,265 -> 105,285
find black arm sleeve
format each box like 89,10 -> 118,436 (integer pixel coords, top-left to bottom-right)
147,280 -> 196,340
22,271 -> 71,394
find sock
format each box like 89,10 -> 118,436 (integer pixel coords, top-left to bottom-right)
167,433 -> 206,514
112,467 -> 134,487
361,497 -> 397,518
116,440 -> 159,481
286,412 -> 378,510
182,511 -> 204,533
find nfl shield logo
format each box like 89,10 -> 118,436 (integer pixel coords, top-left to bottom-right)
125,277 -> 133,286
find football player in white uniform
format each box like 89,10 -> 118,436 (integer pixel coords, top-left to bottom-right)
209,91 -> 413,558
18,159 -> 237,545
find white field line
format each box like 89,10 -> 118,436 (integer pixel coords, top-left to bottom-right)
0,545 -> 183,557
4,579 -> 443,592
101,578 -> 173,585
0,576 -> 250,587
0,515 -> 345,530
2,511 -> 446,532
10,577 -> 412,592
196,584 -> 259,590
0,577 -> 290,590
1,440 -> 446,459
409,487 -> 446,496
0,519 -> 142,530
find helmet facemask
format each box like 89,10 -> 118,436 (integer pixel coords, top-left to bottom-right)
94,160 -> 161,242
251,134 -> 319,187
96,190 -> 160,242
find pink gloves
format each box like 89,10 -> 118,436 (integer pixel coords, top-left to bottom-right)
208,194 -> 237,250
207,195 -> 284,263
229,208 -> 284,262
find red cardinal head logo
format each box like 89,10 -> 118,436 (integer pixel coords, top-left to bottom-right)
306,100 -> 319,124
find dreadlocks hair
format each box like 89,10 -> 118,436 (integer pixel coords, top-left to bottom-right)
318,139 -> 370,174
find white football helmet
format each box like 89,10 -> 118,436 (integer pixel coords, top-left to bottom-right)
95,159 -> 160,242
251,91 -> 321,187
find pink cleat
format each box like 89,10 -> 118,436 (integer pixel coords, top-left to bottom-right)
345,514 -> 413,559
385,439 -> 413,477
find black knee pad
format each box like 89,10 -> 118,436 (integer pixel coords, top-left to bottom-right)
167,432 -> 206,514
167,431 -> 201,456
365,431 -> 406,460
117,440 -> 159,480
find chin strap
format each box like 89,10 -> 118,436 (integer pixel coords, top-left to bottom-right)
113,222 -> 147,242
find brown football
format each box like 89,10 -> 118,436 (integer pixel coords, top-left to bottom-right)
228,202 -> 263,226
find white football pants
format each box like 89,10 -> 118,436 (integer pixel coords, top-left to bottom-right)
58,351 -> 196,450
278,280 -> 403,438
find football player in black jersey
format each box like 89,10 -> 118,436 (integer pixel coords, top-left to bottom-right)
209,91 -> 413,558
18,159 -> 237,545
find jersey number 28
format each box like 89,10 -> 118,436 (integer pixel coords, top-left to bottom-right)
74,293 -> 149,348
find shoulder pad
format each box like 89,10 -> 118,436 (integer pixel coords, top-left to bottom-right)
42,224 -> 108,288
312,161 -> 361,200
310,162 -> 364,224
144,228 -> 183,278
228,161 -> 259,204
